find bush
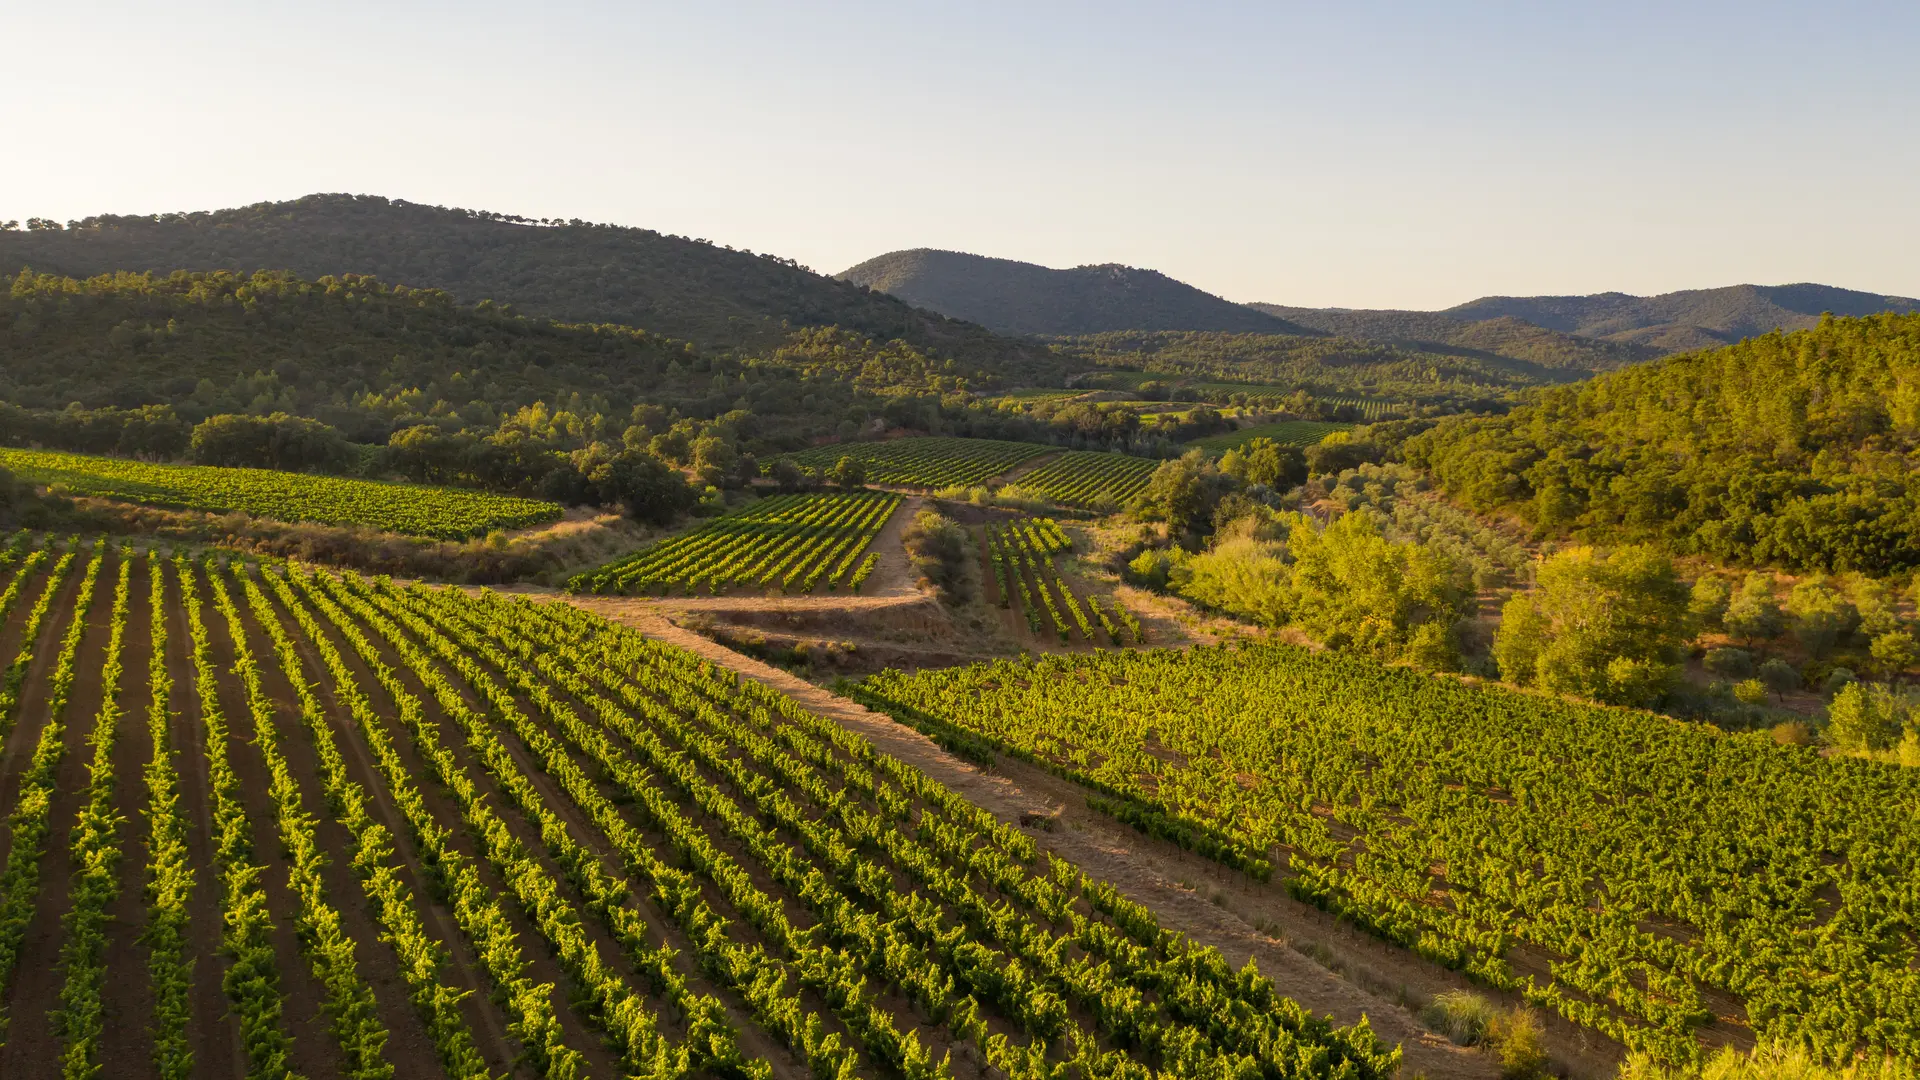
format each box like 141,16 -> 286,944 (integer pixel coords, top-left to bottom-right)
903,510 -> 974,605
1421,990 -> 1497,1046
1758,657 -> 1802,698
1126,547 -> 1187,591
1704,647 -> 1755,679
1484,1007 -> 1549,1080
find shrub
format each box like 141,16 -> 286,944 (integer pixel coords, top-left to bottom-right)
1421,990 -> 1497,1046
1485,1007 -> 1549,1080
903,510 -> 974,605
1704,647 -> 1755,679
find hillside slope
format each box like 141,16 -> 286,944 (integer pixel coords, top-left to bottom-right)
0,269 -> 990,448
1442,283 -> 1920,354
1250,305 -> 1656,371
841,248 -> 1309,336
0,194 -> 1057,376
1405,312 -> 1920,572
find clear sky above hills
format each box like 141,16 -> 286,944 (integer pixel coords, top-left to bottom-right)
6,2 -> 1916,309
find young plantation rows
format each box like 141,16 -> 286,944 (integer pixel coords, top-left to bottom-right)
0,534 -> 1398,1080
780,437 -> 1052,488
570,491 -> 898,596
986,519 -> 1144,646
0,447 -> 563,540
1015,453 -> 1159,510
853,643 -> 1920,1067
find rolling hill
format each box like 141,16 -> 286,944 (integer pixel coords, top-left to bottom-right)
1440,283 -> 1920,354
0,194 -> 1059,378
839,248 -> 1309,336
1405,310 -> 1920,573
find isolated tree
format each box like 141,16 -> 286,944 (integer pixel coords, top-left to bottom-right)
1786,578 -> 1858,658
1131,450 -> 1235,538
1847,576 -> 1903,638
1493,545 -> 1689,707
1870,630 -> 1918,678
689,434 -> 737,487
769,457 -> 806,492
1722,572 -> 1785,647
1687,576 -> 1732,634
1826,682 -> 1906,751
1703,647 -> 1754,680
1285,510 -> 1470,670
829,455 -> 867,490
1757,657 -> 1802,701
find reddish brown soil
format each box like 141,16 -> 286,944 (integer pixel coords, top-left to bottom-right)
0,559 -> 116,1078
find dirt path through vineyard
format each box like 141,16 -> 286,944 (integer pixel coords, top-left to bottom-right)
554,595 -> 1532,1080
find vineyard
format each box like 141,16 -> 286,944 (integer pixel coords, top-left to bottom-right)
854,643 -> 1920,1067
779,437 -> 1052,488
984,518 -> 1143,646
1188,421 -> 1356,453
0,533 -> 1398,1080
568,490 -> 899,595
0,447 -> 562,539
1014,452 -> 1159,509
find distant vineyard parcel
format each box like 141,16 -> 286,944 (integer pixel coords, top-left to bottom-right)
0,448 -> 561,539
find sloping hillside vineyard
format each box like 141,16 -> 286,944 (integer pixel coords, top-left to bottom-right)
570,490 -> 900,595
0,448 -> 562,539
0,535 -> 1399,1079
855,644 -> 1920,1066
1016,452 -> 1159,508
780,437 -> 1051,487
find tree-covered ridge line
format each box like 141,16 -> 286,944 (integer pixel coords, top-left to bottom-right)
0,192 -> 1063,374
1405,311 -> 1920,573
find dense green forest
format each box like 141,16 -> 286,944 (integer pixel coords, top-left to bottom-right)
1057,329 -> 1581,413
1406,312 -> 1920,573
0,193 -> 1059,373
0,269 -> 999,439
839,248 -> 1308,336
0,268 -> 1236,501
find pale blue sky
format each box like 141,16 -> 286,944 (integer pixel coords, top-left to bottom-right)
6,2 -> 1916,308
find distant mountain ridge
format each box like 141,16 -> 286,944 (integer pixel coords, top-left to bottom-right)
839,248 -> 1309,336
0,194 -> 1058,379
1248,305 -> 1658,372
1439,283 -> 1920,354
841,243 -> 1918,373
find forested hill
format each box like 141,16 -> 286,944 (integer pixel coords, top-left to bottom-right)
1249,305 -> 1657,372
1441,283 -> 1920,354
0,269 -> 997,447
1405,312 -> 1920,573
839,248 -> 1308,336
0,194 -> 1057,376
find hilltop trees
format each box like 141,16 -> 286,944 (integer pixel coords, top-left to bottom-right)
1408,312 -> 1920,573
